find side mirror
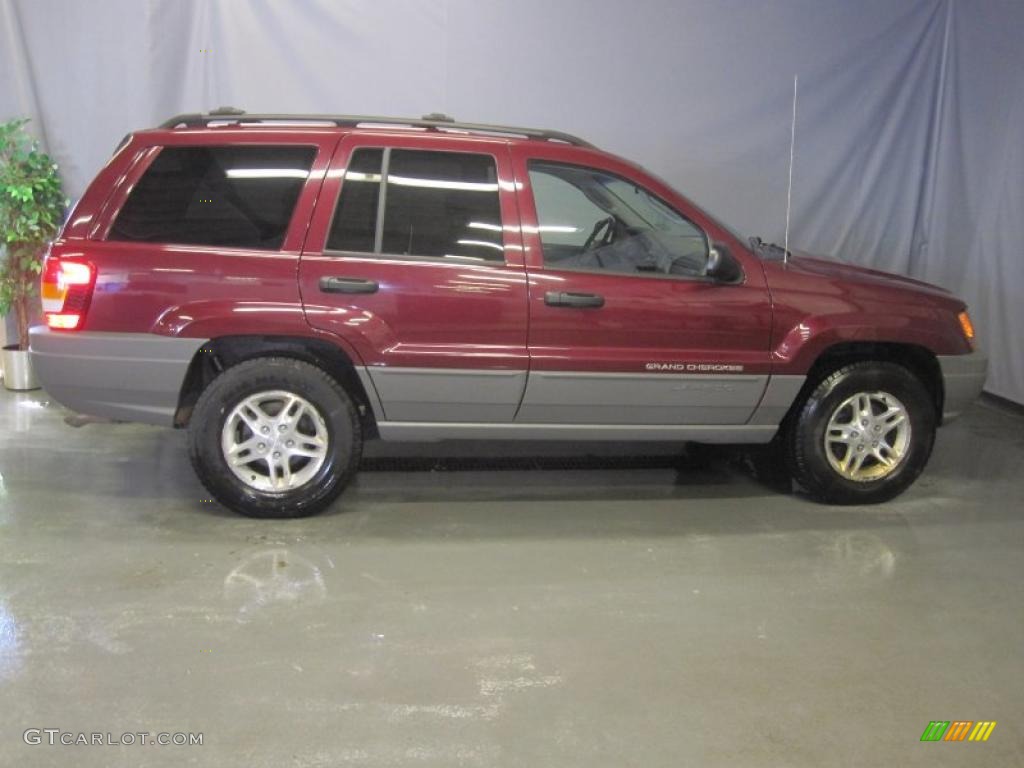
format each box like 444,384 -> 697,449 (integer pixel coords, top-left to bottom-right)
704,247 -> 723,277
704,244 -> 742,283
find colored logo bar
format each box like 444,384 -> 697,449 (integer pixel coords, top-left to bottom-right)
921,721 -> 996,742
969,722 -> 997,742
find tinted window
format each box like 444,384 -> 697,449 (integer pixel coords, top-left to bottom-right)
528,161 -> 708,278
326,148 -> 383,252
326,148 -> 504,262
110,145 -> 316,249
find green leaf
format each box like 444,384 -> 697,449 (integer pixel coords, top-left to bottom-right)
0,118 -> 65,311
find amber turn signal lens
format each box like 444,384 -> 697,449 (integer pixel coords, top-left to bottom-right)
958,311 -> 975,343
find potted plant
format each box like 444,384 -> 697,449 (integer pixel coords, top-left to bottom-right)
0,118 -> 67,390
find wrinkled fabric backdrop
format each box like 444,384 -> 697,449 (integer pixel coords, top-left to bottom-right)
2,0 -> 1022,404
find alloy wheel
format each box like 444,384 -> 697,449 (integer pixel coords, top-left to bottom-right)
220,390 -> 330,492
823,390 -> 911,482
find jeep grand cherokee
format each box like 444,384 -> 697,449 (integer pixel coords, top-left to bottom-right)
29,109 -> 987,517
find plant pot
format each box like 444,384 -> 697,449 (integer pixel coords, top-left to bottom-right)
1,345 -> 39,391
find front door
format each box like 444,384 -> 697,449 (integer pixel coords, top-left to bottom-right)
300,134 -> 529,422
512,145 -> 772,425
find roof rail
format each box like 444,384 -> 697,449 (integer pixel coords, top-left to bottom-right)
158,107 -> 594,148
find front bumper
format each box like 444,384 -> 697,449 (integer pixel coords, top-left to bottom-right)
937,349 -> 988,423
29,326 -> 207,427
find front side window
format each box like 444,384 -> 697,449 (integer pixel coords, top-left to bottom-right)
110,145 -> 316,249
528,160 -> 708,278
327,148 -> 504,262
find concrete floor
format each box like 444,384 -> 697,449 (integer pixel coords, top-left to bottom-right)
0,387 -> 1021,767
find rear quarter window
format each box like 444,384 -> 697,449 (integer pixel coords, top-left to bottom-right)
109,145 -> 316,250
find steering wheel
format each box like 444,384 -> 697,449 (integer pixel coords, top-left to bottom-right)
582,216 -> 616,251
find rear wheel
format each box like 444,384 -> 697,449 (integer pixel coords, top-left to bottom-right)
188,357 -> 361,518
787,361 -> 935,504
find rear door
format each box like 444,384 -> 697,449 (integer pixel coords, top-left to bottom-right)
512,144 -> 773,425
300,133 -> 529,422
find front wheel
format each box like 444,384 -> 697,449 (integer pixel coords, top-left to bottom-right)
188,357 -> 362,518
787,362 -> 936,505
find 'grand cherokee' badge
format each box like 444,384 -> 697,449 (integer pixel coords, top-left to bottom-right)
645,363 -> 745,373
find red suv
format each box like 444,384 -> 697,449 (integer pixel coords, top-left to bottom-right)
29,109 -> 986,517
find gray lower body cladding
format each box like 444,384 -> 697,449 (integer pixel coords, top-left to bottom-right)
29,327 -> 207,427
28,327 -> 806,442
514,370 -> 767,425
938,350 -> 987,422
366,367 -> 525,422
361,366 -> 803,442
375,422 -> 779,443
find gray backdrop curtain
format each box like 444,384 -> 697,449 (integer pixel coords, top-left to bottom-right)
2,0 -> 1022,404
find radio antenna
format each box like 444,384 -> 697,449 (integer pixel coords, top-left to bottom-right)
783,74 -> 798,265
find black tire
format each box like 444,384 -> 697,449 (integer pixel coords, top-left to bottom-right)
787,361 -> 936,505
188,357 -> 362,518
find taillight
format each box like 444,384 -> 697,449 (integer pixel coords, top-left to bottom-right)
958,310 -> 975,346
41,257 -> 96,331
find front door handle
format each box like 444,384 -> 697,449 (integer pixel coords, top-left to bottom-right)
544,291 -> 605,308
319,276 -> 379,294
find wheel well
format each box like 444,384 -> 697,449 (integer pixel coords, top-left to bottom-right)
784,342 -> 944,427
174,335 -> 378,436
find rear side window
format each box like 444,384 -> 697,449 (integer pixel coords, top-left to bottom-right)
327,148 -> 383,253
109,145 -> 316,250
326,148 -> 504,262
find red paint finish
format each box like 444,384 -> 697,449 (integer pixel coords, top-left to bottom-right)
509,143 -> 774,375
764,254 -> 971,374
54,129 -> 339,342
67,240 -> 307,336
48,121 -> 974,384
62,142 -> 146,241
298,133 -> 529,371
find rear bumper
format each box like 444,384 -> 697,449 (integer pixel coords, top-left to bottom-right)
938,349 -> 988,423
29,326 -> 207,427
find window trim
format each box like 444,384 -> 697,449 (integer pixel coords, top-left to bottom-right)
526,159 -> 734,284
103,142 -> 321,253
322,145 -> 509,266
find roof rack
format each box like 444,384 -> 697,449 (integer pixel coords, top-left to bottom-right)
158,107 -> 594,148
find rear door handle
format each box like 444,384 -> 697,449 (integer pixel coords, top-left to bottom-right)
319,276 -> 379,294
544,291 -> 605,308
